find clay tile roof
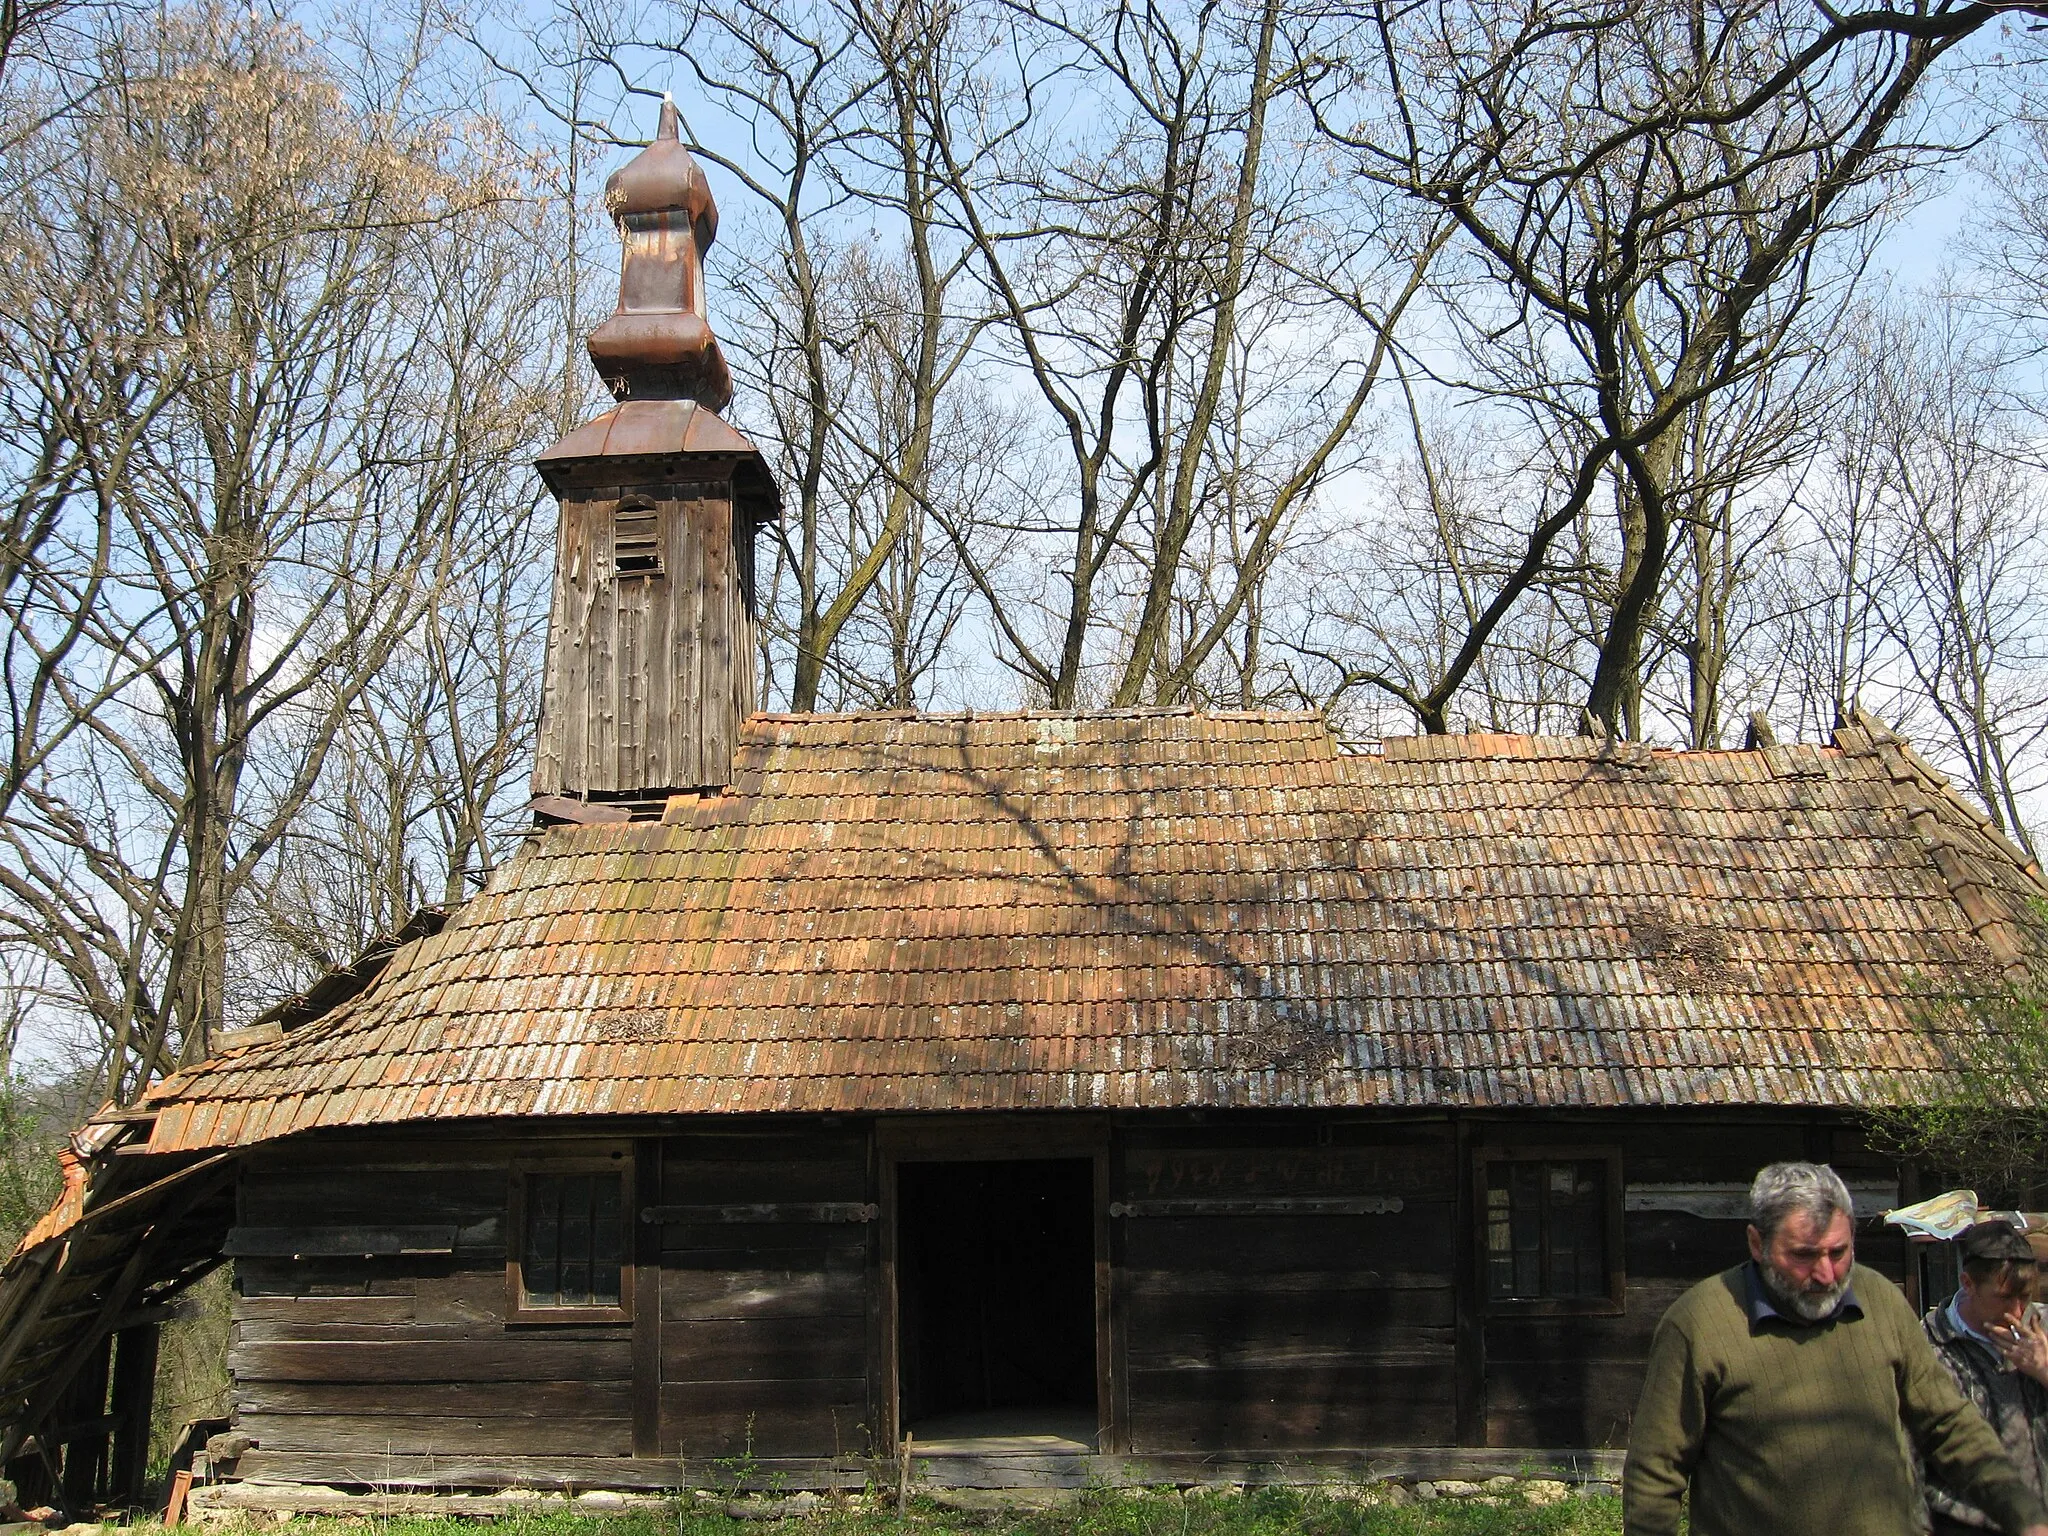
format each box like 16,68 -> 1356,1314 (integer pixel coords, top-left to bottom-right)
139,708 -> 2048,1151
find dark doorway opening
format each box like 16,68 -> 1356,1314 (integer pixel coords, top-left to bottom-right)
897,1159 -> 1097,1444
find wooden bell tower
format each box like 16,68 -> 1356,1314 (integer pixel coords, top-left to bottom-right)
533,98 -> 779,808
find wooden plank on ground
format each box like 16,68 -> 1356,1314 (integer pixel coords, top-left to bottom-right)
226,1446 -> 1624,1494
192,1486 -> 671,1517
233,1412 -> 633,1457
230,1451 -> 682,1489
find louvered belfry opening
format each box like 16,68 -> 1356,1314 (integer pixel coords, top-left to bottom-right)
532,98 -> 780,806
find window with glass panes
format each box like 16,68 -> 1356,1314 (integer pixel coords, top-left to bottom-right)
519,1171 -> 625,1309
1483,1156 -> 1613,1304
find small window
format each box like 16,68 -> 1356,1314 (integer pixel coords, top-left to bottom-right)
613,499 -> 662,578
1478,1148 -> 1622,1312
508,1159 -> 633,1322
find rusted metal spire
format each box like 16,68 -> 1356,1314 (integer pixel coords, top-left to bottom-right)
586,95 -> 734,412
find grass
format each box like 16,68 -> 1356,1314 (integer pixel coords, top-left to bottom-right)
127,1486 -> 1625,1536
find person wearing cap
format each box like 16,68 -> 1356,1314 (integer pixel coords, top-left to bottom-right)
1923,1222 -> 2048,1535
1624,1162 -> 2048,1536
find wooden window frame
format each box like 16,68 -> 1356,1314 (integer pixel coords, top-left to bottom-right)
507,1151 -> 635,1325
1473,1144 -> 1625,1316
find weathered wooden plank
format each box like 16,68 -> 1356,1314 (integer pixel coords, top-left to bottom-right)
659,1316 -> 866,1382
1121,1145 -> 1456,1201
1623,1213 -> 1751,1280
660,1378 -> 870,1461
235,1261 -> 417,1300
233,1380 -> 632,1419
1128,1364 -> 1457,1451
1616,1124 -> 1826,1185
673,491 -> 705,785
661,1151 -> 870,1203
1120,1207 -> 1454,1274
1624,1181 -> 1896,1221
661,1228 -> 872,1261
635,1148 -> 661,1460
699,490 -> 731,785
690,1447 -> 1627,1491
234,1413 -> 632,1458
644,1203 -> 875,1226
1484,1390 -> 1639,1447
246,1131 -> 626,1170
413,1269 -> 513,1329
231,1339 -> 631,1383
192,1486 -> 675,1517
1484,1360 -> 1647,1417
231,1451 -> 681,1490
897,1453 -> 1094,1489
725,509 -> 754,761
1133,1286 -> 1456,1330
660,1267 -> 866,1322
1132,1339 -> 1454,1373
589,494 -> 618,788
532,795 -> 633,825
232,1318 -> 632,1345
1484,1279 -> 1691,1362
235,1296 -> 416,1326
616,551 -> 645,786
1123,1267 -> 1452,1297
225,1227 -> 457,1259
1111,1198 -> 1404,1218
1128,1286 -> 1455,1352
238,1170 -> 506,1231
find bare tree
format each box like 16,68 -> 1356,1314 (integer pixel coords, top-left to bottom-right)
1309,0 -> 2030,735
0,2 -> 565,1098
1874,313 -> 2046,853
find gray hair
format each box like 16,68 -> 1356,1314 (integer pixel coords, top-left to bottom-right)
1749,1162 -> 1855,1240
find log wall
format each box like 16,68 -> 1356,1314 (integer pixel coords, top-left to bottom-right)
229,1138 -> 635,1468
225,1112 -> 1908,1483
651,1129 -> 874,1465
1114,1124 -> 1458,1453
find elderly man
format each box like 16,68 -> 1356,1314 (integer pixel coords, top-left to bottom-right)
1924,1222 -> 2048,1535
1624,1162 -> 2048,1536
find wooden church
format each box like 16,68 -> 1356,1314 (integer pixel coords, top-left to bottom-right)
1,100 -> 2045,1508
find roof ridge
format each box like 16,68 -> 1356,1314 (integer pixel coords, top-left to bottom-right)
743,706 -> 1328,724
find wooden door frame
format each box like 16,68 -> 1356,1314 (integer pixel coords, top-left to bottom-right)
874,1117 -> 1117,1455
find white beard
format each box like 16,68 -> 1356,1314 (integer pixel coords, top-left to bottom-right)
1760,1256 -> 1852,1321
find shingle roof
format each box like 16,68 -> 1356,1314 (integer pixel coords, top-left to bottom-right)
140,709 -> 2048,1151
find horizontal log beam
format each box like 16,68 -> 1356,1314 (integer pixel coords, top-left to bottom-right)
227,1447 -> 1625,1494
639,1203 -> 877,1225
1109,1198 -> 1405,1218
224,1227 -> 457,1258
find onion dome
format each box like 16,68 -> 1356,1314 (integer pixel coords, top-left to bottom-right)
586,97 -> 733,411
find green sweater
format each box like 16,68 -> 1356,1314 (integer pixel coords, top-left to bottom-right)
1624,1264 -> 2048,1536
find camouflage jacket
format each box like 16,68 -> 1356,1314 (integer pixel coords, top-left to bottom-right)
1923,1300 -> 2048,1529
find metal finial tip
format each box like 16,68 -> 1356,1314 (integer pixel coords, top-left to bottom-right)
657,96 -> 680,142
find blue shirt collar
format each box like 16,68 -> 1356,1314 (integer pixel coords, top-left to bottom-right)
1743,1259 -> 1862,1327
1947,1291 -> 2000,1349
